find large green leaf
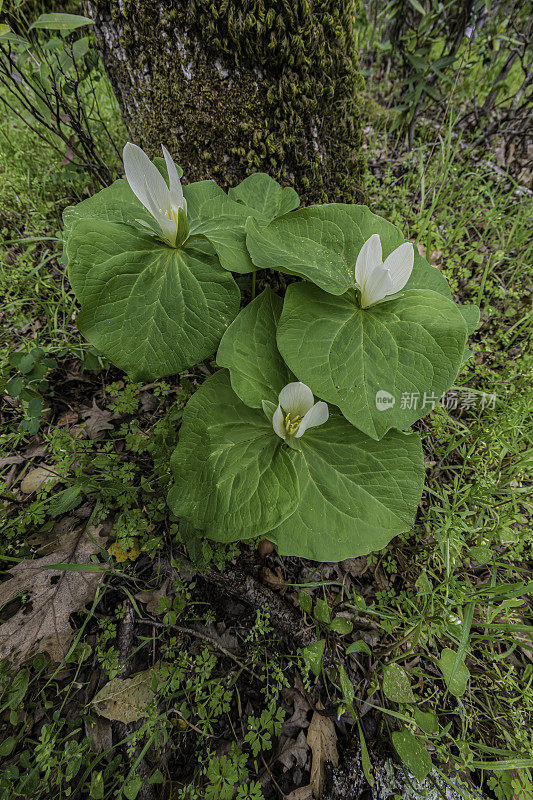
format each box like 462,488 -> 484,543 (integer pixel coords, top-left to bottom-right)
277,283 -> 468,439
191,196 -> 257,274
167,370 -> 300,541
194,173 -> 299,273
266,413 -> 424,561
458,303 -> 480,336
217,288 -> 292,408
63,179 -> 150,240
183,180 -> 225,217
228,172 -> 299,219
245,201 -> 452,298
336,204 -> 451,297
64,172 -> 297,275
289,205 -> 365,267
66,221 -> 240,381
63,177 -> 222,240
245,214 -> 351,294
167,372 -> 424,561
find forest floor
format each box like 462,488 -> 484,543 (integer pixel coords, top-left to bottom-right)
0,73 -> 532,800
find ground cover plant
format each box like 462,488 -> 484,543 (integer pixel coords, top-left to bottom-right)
0,3 -> 531,800
64,139 -> 480,563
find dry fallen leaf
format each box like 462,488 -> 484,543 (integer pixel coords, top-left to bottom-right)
26,515 -> 80,555
286,787 -> 313,800
20,465 -> 60,494
258,539 -> 274,557
202,623 -> 240,654
91,665 -> 160,724
307,711 -> 339,798
84,716 -> 113,752
139,391 -> 158,412
260,565 -> 287,591
282,691 -> 311,736
429,250 -> 442,268
135,577 -> 171,614
80,400 -> 115,439
0,455 -> 24,468
416,242 -> 442,269
277,730 -> 309,771
57,411 -> 79,428
0,524 -> 108,664
61,143 -> 75,165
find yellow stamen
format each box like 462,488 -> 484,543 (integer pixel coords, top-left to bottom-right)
163,207 -> 177,225
284,412 -> 302,436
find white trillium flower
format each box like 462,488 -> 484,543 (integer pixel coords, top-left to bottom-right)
354,233 -> 414,308
123,141 -> 189,247
273,382 -> 329,441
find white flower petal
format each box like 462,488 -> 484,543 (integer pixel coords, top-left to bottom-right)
355,233 -> 382,289
162,144 -> 187,214
278,382 -> 314,417
140,176 -> 165,220
272,404 -> 286,439
383,242 -> 414,293
360,264 -> 394,308
143,165 -> 172,220
142,178 -> 176,244
295,401 -> 329,437
123,142 -> 170,218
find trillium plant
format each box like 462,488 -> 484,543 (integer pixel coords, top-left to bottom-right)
64,142 -> 480,562
123,142 -> 189,247
272,383 -> 329,445
354,233 -> 414,308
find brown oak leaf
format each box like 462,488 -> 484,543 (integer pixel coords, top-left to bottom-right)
0,524 -> 108,664
286,787 -> 313,800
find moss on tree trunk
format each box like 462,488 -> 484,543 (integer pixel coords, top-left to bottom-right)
86,0 -> 366,203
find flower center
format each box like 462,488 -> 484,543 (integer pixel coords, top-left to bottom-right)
284,412 -> 302,436
163,207 -> 177,225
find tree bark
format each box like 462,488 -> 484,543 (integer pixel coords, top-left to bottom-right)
85,0 -> 366,204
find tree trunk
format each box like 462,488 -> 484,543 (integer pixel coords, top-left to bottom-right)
85,0 -> 366,204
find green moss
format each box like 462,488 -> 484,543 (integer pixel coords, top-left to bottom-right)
92,0 -> 366,203
360,92 -> 395,130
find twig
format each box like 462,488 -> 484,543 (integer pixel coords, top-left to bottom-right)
117,600 -> 135,671
204,563 -> 316,649
160,559 -> 362,687
138,619 -> 258,678
168,708 -> 214,738
407,32 -> 473,226
260,754 -> 287,799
